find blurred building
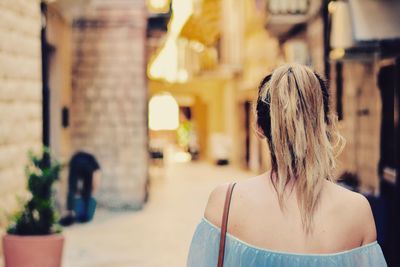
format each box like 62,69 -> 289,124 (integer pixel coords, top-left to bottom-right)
0,0 -> 149,239
326,1 -> 400,265
148,0 -> 280,171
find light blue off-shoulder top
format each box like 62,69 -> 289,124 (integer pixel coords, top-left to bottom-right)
187,218 -> 387,267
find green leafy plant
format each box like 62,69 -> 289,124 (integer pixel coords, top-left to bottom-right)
7,148 -> 62,235
177,121 -> 192,149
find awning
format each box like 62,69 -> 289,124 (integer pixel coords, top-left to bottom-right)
349,0 -> 400,42
330,0 -> 400,60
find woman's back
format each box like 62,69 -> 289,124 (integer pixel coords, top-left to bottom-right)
205,173 -> 376,254
186,174 -> 387,267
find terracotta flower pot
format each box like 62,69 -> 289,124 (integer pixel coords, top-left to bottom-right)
2,234 -> 64,267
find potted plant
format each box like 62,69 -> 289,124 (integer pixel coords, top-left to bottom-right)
2,148 -> 64,267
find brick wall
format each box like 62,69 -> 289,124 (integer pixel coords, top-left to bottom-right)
0,0 -> 42,248
70,2 -> 148,209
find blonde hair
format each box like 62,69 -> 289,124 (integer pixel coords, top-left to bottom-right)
256,63 -> 345,233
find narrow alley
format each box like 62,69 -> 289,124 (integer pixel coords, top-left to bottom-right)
0,1 -> 398,266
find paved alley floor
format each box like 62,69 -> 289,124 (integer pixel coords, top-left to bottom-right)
62,162 -> 253,267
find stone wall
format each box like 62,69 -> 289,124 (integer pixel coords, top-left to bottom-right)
70,2 -> 148,209
330,61 -> 382,192
337,62 -> 381,192
0,0 -> 42,250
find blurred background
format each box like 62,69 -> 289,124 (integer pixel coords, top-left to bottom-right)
0,0 -> 399,266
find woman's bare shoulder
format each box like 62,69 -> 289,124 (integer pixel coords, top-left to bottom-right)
203,175 -> 265,228
325,180 -> 372,210
325,181 -> 377,244
203,182 -> 231,228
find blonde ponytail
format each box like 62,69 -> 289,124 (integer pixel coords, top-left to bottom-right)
257,63 -> 345,233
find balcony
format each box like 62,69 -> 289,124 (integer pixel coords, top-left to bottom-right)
265,0 -> 321,39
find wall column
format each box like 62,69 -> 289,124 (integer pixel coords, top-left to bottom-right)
71,1 -> 148,209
